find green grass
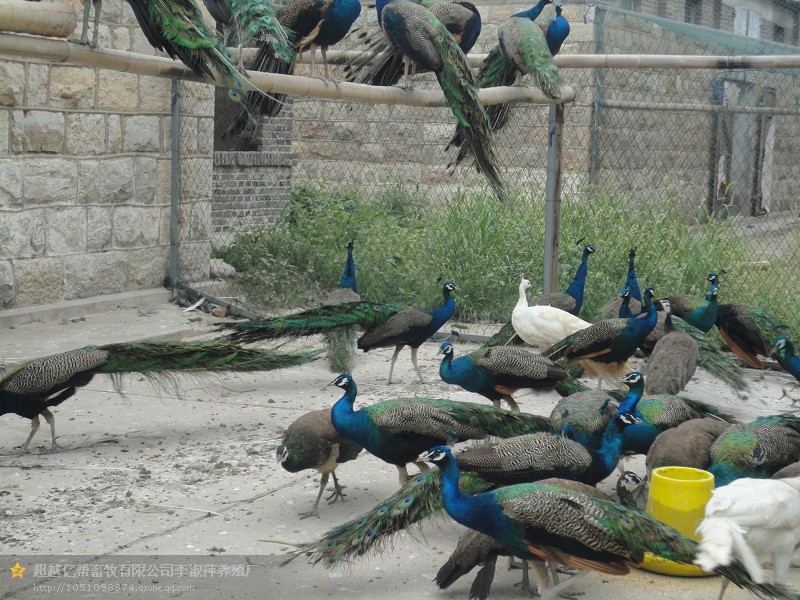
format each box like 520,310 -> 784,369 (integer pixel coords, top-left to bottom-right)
213,184 -> 799,334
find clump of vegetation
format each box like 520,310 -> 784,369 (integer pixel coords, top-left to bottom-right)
214,184 -> 798,334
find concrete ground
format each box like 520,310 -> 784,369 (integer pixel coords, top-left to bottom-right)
1,289 -> 799,599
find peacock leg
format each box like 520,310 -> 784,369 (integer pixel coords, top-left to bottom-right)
19,416 -> 41,454
41,409 -> 64,451
411,460 -> 429,475
773,552 -> 792,585
387,344 -> 405,384
538,568 -> 587,599
715,578 -> 731,600
77,0 -> 92,45
90,0 -> 102,49
395,464 -> 410,485
410,346 -> 425,384
511,559 -> 539,596
503,395 -> 520,412
300,472 -> 329,519
326,471 -> 347,504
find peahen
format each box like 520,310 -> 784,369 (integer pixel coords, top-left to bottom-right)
645,417 -> 731,478
511,277 -> 592,349
644,298 -> 699,394
376,0 -> 507,200
322,241 -> 361,373
447,0 -> 569,170
599,248 -> 642,319
716,303 -> 788,369
666,283 -> 720,333
0,341 -> 320,453
421,445 -> 793,600
437,341 -> 567,411
543,288 -> 658,389
695,473 -> 800,600
277,408 -> 362,518
772,336 -> 800,383
708,414 -> 800,487
328,373 -> 550,483
344,0 -> 482,88
218,281 -> 457,384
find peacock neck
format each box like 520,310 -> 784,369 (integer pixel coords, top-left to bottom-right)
513,0 -> 549,21
330,382 -> 374,446
339,246 -> 357,292
626,256 -> 641,302
439,351 -> 455,381
546,13 -> 570,55
430,290 -> 456,329
618,294 -> 634,318
781,342 -> 800,379
616,384 -> 643,415
515,283 -> 530,312
586,417 -> 626,484
564,250 -> 590,314
375,0 -> 390,25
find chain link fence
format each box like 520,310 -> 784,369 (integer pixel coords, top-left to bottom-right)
172,0 -> 800,339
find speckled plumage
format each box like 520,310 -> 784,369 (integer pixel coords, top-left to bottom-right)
716,303 -> 788,369
645,301 -> 699,395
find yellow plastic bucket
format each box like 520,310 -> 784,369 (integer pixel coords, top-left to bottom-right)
639,466 -> 715,577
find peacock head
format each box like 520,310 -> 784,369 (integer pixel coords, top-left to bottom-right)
771,336 -> 793,358
347,241 -> 354,250
419,445 -> 452,466
622,371 -> 644,389
438,342 -> 454,357
276,445 -> 288,464
619,285 -> 631,299
332,373 -> 355,392
519,277 -> 532,291
443,282 -> 459,296
583,244 -> 596,256
706,272 -> 722,286
628,247 -> 637,259
659,298 -> 672,314
615,412 -> 643,428
643,288 -> 655,301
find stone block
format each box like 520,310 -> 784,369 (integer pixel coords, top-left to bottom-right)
131,26 -> 156,55
111,25 -> 131,50
23,158 -> 77,205
112,205 -> 161,247
63,251 -> 128,299
78,157 -> 134,204
14,257 -> 63,306
179,81 -> 214,117
98,70 -> 138,112
0,260 -> 14,309
0,209 -> 45,258
133,156 -> 158,204
0,110 -> 7,154
87,206 -> 113,251
65,113 -> 105,155
162,116 -> 171,153
26,63 -> 49,106
155,159 -> 171,204
180,158 -> 212,198
123,115 -> 160,152
0,62 -> 24,106
107,114 -> 122,153
46,207 -> 87,254
178,241 -> 210,282
11,110 -> 65,153
129,246 -> 168,288
138,76 -> 171,112
210,258 -> 236,278
49,66 -> 95,110
179,116 -> 198,154
158,205 -> 171,245
0,160 -> 22,207
197,117 -> 214,154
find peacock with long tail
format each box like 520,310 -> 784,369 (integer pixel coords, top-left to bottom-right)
420,445 -> 795,600
0,341 -> 321,453
277,408 -> 362,518
375,0 -> 507,200
437,341 -> 567,411
716,303 -> 789,369
328,373 -> 550,484
644,298 -> 699,394
708,414 -> 800,487
344,0 -> 482,88
322,241 -> 361,373
447,0 -> 569,170
772,336 -> 800,383
202,0 -> 290,66
217,281 -> 457,384
543,288 -> 658,389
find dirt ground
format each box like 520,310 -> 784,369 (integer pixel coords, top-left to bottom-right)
1,293 -> 799,599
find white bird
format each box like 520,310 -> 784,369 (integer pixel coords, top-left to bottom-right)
694,474 -> 800,600
512,277 -> 592,349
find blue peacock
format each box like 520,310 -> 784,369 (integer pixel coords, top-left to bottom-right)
535,243 -> 595,315
599,247 -> 641,319
375,0 -> 507,200
437,341 -> 567,411
321,241 -> 361,373
772,336 -> 800,383
666,283 -> 720,333
328,373 -> 550,484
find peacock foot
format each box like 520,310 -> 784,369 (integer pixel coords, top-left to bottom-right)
298,508 -> 321,520
326,485 -> 346,504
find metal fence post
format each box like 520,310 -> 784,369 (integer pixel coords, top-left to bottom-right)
169,78 -> 180,290
543,102 -> 564,295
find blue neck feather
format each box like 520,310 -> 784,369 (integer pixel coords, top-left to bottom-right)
617,380 -> 644,415
584,416 -> 627,484
513,0 -> 550,21
546,10 -> 570,55
564,247 -> 591,315
626,253 -> 641,302
375,0 -> 391,26
317,0 -> 362,45
330,379 -> 376,449
429,287 -> 457,330
338,244 -> 358,293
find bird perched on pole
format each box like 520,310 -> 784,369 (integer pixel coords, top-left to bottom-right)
437,341 -> 567,411
375,0 -> 507,200
328,373 -> 550,484
0,341 -> 321,453
277,408 -> 362,519
695,473 -> 800,600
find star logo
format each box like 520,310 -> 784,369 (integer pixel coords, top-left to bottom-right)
9,562 -> 25,579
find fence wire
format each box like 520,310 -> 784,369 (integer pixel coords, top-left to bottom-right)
174,1 -> 800,340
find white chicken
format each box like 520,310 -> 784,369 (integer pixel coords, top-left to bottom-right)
512,277 -> 592,349
694,475 -> 800,600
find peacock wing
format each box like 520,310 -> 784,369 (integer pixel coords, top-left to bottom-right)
0,349 -> 108,394
498,17 -> 561,99
357,308 -> 432,348
380,1 -> 445,72
475,346 -> 566,382
555,319 -> 630,360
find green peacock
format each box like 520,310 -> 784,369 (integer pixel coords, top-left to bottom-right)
0,340 -> 320,452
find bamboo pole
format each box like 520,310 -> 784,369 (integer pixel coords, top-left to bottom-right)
0,0 -> 76,38
0,33 -> 576,106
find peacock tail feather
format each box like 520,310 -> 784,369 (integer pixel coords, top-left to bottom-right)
498,16 -> 561,99
323,327 -> 357,373
216,301 -> 406,343
232,0 -> 293,61
671,316 -> 747,391
286,468 -> 492,567
717,303 -> 789,368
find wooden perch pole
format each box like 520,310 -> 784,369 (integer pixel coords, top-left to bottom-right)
0,0 -> 76,38
0,33 -> 576,107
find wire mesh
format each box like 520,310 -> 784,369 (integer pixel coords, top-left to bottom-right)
174,0 -> 800,340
